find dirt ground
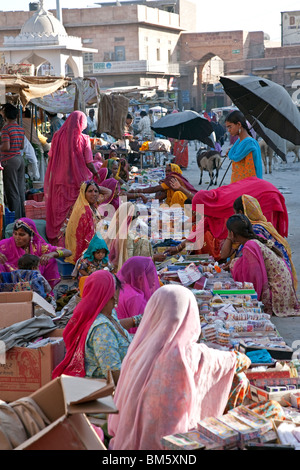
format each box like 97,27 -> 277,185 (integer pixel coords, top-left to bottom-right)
183,143 -> 300,351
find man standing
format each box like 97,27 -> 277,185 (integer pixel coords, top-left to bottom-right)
86,108 -> 97,136
45,111 -> 64,142
136,110 -> 152,141
0,103 -> 25,219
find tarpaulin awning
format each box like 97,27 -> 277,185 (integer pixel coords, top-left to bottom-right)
0,74 -> 71,107
31,77 -> 100,113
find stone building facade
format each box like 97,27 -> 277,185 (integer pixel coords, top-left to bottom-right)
1,1 -> 300,111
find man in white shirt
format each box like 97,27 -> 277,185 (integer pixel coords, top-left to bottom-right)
137,111 -> 152,141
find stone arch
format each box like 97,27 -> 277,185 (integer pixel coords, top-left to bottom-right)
21,52 -> 48,71
65,54 -> 82,78
179,31 -> 251,109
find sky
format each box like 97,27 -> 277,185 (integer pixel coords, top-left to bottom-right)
1,0 -> 300,42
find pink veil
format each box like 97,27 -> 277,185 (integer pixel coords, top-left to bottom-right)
116,256 -> 161,333
108,285 -> 237,450
0,218 -> 61,288
230,240 -> 269,300
44,111 -> 93,243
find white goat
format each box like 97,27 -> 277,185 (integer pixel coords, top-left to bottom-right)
196,149 -> 222,187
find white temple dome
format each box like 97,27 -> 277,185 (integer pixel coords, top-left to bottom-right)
21,1 -> 67,36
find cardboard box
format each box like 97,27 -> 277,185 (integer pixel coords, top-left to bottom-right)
161,429 -> 223,450
15,375 -> 117,450
0,330 -> 65,402
217,413 -> 260,448
0,291 -> 56,328
197,416 -> 239,449
249,384 -> 296,406
238,340 -> 293,360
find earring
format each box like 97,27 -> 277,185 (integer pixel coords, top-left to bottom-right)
238,128 -> 241,134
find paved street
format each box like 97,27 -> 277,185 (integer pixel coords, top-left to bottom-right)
182,142 -> 300,351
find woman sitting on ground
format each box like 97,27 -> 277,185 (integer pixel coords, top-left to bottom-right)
220,194 -> 297,289
108,284 -> 250,450
0,218 -> 71,289
102,202 -> 166,272
116,256 -> 161,334
128,163 -> 197,207
65,181 -> 111,265
166,177 -> 289,260
52,270 -> 142,385
226,214 -> 300,317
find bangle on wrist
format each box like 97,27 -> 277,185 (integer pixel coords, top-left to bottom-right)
226,238 -> 232,242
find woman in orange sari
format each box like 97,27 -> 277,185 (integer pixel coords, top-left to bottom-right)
225,111 -> 263,183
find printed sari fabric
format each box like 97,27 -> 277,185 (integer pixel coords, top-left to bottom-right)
65,183 -> 102,265
228,137 -> 263,183
0,218 -> 61,288
85,309 -> 132,379
242,194 -> 297,290
108,285 -> 239,450
230,239 -> 300,317
116,256 -> 161,333
225,350 -> 251,412
44,111 -> 94,245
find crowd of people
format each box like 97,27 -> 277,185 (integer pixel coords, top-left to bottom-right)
0,103 -> 299,450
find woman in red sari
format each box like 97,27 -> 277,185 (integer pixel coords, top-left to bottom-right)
44,111 -> 99,245
173,139 -> 189,168
65,181 -> 110,265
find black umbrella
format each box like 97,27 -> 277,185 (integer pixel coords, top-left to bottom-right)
248,117 -> 287,161
219,75 -> 300,145
151,110 -> 215,146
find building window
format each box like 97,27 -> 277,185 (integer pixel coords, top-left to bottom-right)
115,37 -> 125,42
144,46 -> 149,61
114,46 -> 126,62
83,53 -> 94,64
156,48 -> 161,61
168,49 -> 172,63
114,81 -> 128,87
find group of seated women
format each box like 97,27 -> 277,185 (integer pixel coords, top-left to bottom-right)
2,108 -> 298,450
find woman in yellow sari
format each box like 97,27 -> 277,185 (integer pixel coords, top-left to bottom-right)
65,181 -> 111,265
129,163 -> 197,207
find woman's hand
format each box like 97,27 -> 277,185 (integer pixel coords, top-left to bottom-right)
163,246 -> 179,256
152,253 -> 167,262
0,253 -> 7,264
39,252 -> 55,265
169,177 -> 181,191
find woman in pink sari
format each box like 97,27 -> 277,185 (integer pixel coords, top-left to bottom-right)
227,214 -> 300,317
116,256 -> 160,334
0,218 -> 71,288
98,178 -> 121,211
108,284 -> 248,450
44,111 -> 99,245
